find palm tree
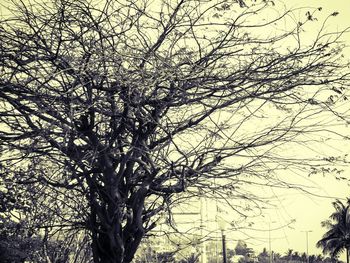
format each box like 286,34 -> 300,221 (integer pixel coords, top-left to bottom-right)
292,251 -> 301,261
284,249 -> 293,262
315,254 -> 324,263
317,199 -> 350,263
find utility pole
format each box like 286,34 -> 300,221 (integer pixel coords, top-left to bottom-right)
269,221 -> 276,263
200,197 -> 207,263
302,230 -> 313,263
221,230 -> 227,263
269,223 -> 272,263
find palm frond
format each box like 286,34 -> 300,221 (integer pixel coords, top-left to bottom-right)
317,199 -> 350,261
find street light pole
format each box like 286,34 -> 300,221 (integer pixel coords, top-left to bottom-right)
222,229 -> 227,263
200,197 -> 207,263
217,212 -> 226,263
302,230 -> 313,263
269,221 -> 276,263
269,223 -> 272,263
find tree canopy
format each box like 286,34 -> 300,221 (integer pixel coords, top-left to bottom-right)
0,0 -> 349,262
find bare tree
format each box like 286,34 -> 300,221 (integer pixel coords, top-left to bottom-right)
0,0 -> 349,262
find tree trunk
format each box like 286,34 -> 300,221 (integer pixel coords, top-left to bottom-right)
88,194 -> 126,262
91,229 -> 143,263
94,231 -> 124,263
88,191 -> 147,263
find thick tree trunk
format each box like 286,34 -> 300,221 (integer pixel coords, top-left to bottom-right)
90,207 -> 134,263
94,231 -> 124,263
91,229 -> 143,263
88,191 -> 147,263
88,194 -> 126,262
123,230 -> 144,263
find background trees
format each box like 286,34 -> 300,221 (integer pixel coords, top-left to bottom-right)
0,0 -> 349,262
317,199 -> 350,263
0,179 -> 77,262
235,240 -> 254,256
